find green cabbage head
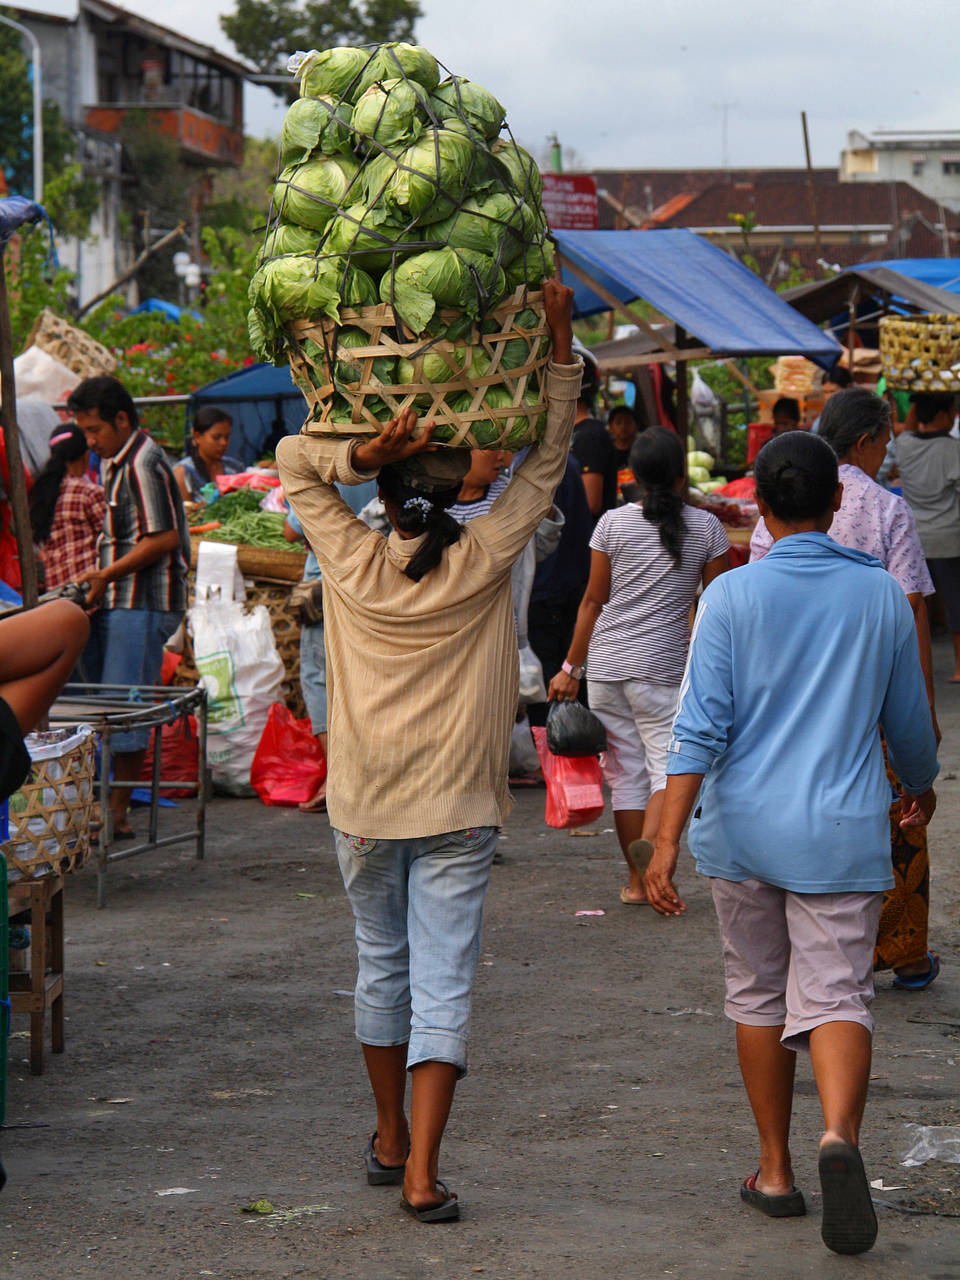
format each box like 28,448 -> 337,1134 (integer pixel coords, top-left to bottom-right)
430,77 -> 505,140
363,128 -> 475,224
260,222 -> 322,262
280,96 -> 353,166
351,77 -> 429,150
356,43 -> 440,96
297,46 -> 369,102
431,193 -> 535,265
380,247 -> 505,334
334,326 -> 397,387
490,138 -> 543,203
272,155 -> 361,232
504,240 -> 556,292
323,204 -> 415,271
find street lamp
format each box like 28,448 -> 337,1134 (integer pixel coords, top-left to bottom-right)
0,14 -> 43,205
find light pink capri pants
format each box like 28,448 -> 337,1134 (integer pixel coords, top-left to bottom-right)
711,877 -> 885,1052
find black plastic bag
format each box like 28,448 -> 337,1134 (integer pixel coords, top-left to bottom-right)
546,699 -> 607,757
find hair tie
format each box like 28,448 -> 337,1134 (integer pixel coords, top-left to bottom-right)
49,430 -> 76,447
402,496 -> 432,518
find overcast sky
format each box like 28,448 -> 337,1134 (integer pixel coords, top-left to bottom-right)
130,0 -> 960,170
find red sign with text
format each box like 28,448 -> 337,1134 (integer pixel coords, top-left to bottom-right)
541,173 -> 598,230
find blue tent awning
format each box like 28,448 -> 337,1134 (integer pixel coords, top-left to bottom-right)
188,362 -> 307,465
857,258 -> 960,295
554,228 -> 842,366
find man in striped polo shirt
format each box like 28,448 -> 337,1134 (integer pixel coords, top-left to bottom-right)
68,376 -> 189,839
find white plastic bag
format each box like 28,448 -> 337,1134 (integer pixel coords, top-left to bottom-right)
900,1123 -> 960,1166
517,643 -> 547,705
189,601 -> 284,795
509,714 -> 540,776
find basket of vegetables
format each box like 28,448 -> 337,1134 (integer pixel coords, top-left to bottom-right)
248,42 -> 555,450
189,489 -> 306,582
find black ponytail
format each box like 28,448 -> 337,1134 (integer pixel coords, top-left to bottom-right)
628,426 -> 686,566
29,425 -> 87,544
378,466 -> 463,581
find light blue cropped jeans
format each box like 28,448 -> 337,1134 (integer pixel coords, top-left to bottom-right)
334,825 -> 499,1077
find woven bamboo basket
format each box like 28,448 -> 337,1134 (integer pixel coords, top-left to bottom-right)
880,314 -> 960,391
174,577 -> 306,720
288,288 -> 550,448
24,308 -> 117,378
4,729 -> 95,881
189,536 -> 306,583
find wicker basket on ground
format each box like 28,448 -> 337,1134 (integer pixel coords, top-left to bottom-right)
23,309 -> 116,379
288,287 -> 549,448
880,314 -> 960,391
189,536 -> 306,584
4,727 -> 96,881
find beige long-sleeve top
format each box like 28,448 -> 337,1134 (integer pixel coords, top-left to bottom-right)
276,358 -> 582,838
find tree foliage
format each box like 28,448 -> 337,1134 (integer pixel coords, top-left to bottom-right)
0,14 -> 99,235
220,0 -> 422,85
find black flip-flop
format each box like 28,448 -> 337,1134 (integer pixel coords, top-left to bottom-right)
364,1133 -> 406,1186
740,1171 -> 806,1218
818,1141 -> 878,1255
400,1178 -> 460,1223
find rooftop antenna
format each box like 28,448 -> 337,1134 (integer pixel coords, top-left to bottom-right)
713,101 -> 738,174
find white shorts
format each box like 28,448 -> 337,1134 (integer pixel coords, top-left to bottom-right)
587,677 -> 679,810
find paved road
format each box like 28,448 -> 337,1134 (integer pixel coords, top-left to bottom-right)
2,642 -> 959,1278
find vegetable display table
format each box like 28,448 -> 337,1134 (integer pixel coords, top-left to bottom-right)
50,684 -> 208,908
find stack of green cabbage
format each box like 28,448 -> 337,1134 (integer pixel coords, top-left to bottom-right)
247,41 -> 554,445
687,447 -> 728,494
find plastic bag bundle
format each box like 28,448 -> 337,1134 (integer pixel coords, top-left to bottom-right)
250,41 -> 555,449
250,703 -> 327,807
545,699 -> 607,757
531,726 -> 604,829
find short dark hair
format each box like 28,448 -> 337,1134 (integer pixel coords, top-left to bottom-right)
772,397 -> 800,422
911,392 -> 956,426
824,366 -> 852,389
754,430 -> 838,521
608,405 -> 637,424
818,387 -> 891,458
67,376 -> 138,430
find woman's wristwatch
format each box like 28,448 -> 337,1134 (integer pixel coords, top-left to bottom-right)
561,660 -> 585,680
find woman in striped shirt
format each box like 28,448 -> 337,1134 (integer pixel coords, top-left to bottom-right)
549,427 -> 729,904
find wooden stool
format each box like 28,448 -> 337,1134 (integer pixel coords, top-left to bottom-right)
7,875 -> 64,1075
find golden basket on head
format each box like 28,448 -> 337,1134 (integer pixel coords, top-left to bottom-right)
880,313 -> 960,392
288,287 -> 550,449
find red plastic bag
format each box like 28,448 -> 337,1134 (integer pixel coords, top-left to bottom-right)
138,715 -> 199,798
531,725 -> 604,829
250,703 -> 326,807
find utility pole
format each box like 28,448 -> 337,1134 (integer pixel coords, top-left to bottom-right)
801,111 -> 822,265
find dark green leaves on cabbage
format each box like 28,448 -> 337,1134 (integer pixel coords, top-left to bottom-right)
430,77 -> 505,140
280,96 -> 353,166
334,326 -> 397,386
272,155 -> 361,231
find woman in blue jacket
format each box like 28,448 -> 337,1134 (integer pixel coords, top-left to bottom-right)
645,431 -> 938,1257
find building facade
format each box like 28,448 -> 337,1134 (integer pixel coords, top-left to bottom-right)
841,130 -> 960,211
10,0 -> 249,305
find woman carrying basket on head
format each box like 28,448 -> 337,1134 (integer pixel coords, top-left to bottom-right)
276,278 -> 581,1223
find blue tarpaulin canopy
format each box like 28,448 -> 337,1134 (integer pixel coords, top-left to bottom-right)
187,362 -> 307,465
554,228 -> 842,367
862,258 -> 960,295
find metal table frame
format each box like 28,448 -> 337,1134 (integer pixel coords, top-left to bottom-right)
50,683 -> 208,907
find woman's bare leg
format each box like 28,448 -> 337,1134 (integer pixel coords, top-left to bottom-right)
403,1061 -> 458,1209
614,808 -> 647,901
735,1023 -> 797,1194
361,1043 -> 409,1167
